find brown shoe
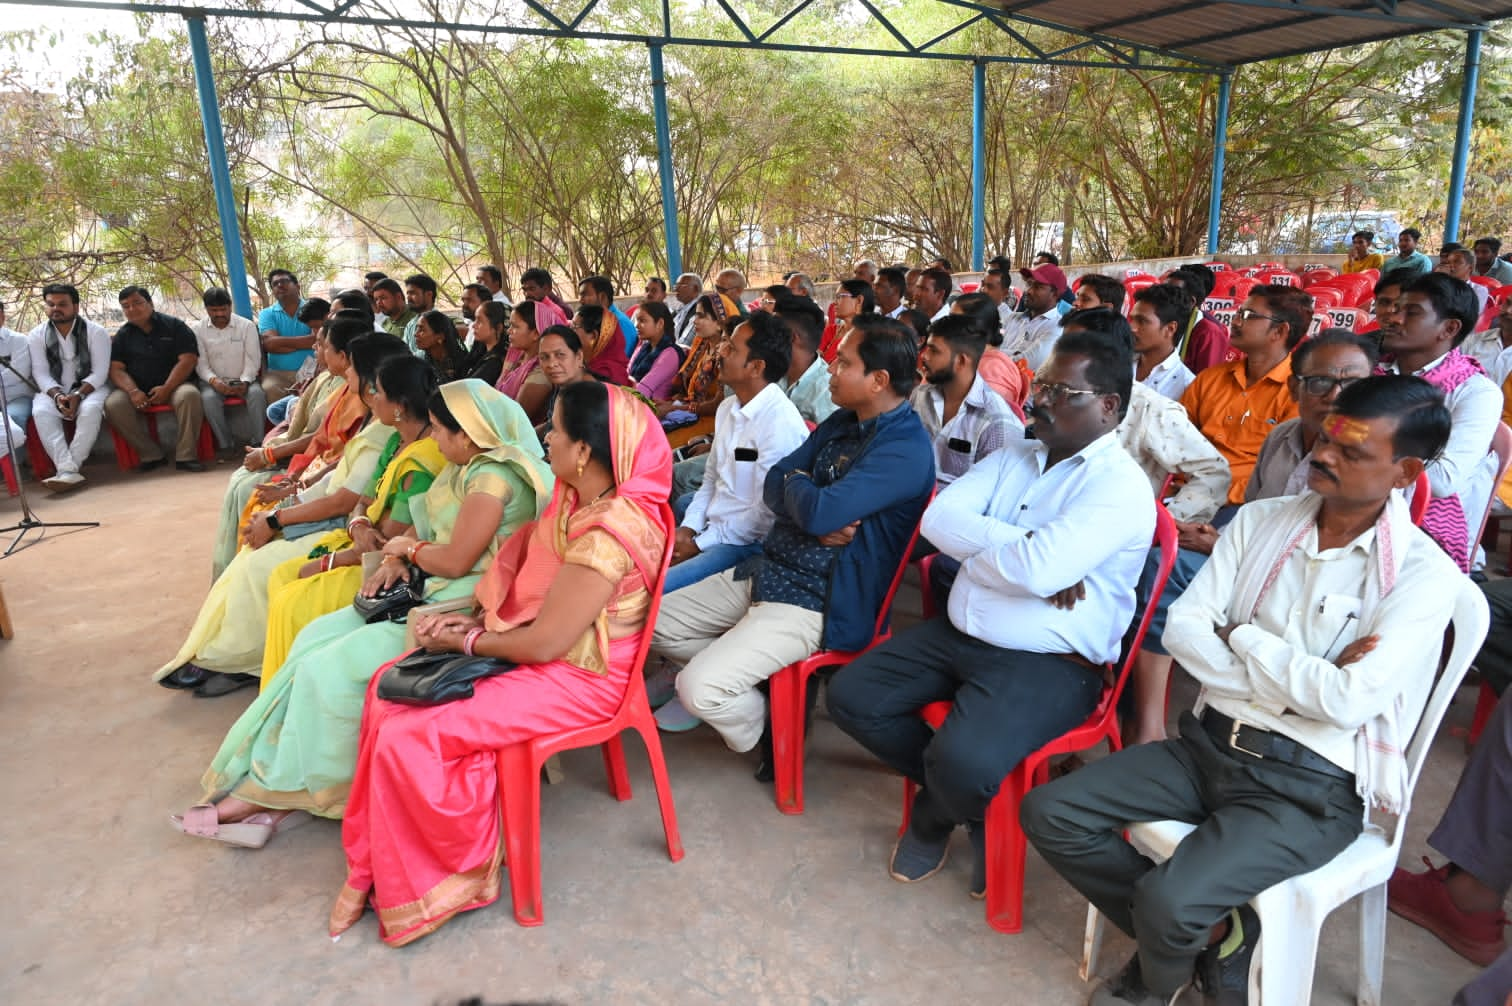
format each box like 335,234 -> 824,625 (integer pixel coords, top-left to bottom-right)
1388,857 -> 1509,966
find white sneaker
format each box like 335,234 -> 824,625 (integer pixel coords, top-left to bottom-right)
654,696 -> 702,733
42,471 -> 84,493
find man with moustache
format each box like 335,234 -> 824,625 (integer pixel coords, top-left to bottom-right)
909,314 -> 1021,489
828,329 -> 1154,898
1024,375 -> 1462,1006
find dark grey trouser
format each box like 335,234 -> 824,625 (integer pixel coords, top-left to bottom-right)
1430,684 -> 1512,896
1021,711 -> 1364,996
1476,578 -> 1512,695
1456,944 -> 1512,1006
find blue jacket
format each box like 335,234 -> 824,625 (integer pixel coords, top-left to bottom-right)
763,400 -> 935,651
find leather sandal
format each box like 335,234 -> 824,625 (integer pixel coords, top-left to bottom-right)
194,672 -> 260,698
158,664 -> 212,691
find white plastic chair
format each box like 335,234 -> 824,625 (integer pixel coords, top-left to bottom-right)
1080,577 -> 1490,1005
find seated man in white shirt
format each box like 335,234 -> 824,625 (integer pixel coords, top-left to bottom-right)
1003,263 -> 1068,370
1130,284 -> 1196,400
912,268 -> 952,324
1437,246 -> 1491,316
664,311 -> 809,595
28,282 -> 112,493
828,329 -> 1155,895
192,286 -> 266,453
910,314 -> 1022,488
1024,375 -> 1462,1006
0,300 -> 34,458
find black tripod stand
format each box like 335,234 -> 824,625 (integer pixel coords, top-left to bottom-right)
0,377 -> 99,557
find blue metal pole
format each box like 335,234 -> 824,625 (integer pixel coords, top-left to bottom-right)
971,60 -> 986,272
186,16 -> 252,319
1445,29 -> 1482,245
1206,70 -> 1232,256
648,44 -> 683,280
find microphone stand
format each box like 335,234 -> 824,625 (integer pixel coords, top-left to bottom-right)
0,375 -> 99,557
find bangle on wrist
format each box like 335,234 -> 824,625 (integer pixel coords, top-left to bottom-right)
409,541 -> 429,564
463,627 -> 485,657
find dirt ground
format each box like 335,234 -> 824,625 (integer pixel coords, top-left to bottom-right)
0,460 -> 1493,1005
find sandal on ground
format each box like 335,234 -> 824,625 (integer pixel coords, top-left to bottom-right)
169,804 -> 311,849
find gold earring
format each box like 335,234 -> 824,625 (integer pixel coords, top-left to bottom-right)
392,408 -> 402,424
576,459 -> 585,478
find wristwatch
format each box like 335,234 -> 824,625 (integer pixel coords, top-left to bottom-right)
266,512 -> 283,532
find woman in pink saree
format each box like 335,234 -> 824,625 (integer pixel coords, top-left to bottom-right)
331,382 -> 673,947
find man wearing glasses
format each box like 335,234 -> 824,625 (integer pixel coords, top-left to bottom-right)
1179,285 -> 1309,509
257,268 -> 313,403
828,330 -> 1154,899
712,269 -> 749,318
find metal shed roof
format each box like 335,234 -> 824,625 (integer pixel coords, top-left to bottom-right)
991,0 -> 1508,66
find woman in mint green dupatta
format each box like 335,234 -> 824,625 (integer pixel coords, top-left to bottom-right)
180,382 -> 552,837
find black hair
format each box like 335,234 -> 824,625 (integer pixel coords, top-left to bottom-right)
268,268 -> 298,286
1375,270 -> 1412,296
1050,322 -> 1135,419
405,273 -> 438,298
347,332 -> 410,389
875,267 -> 908,298
1403,272 -> 1479,345
429,388 -> 461,433
1250,283 -> 1315,350
201,287 -> 233,308
363,270 -> 388,283
376,354 -> 440,422
462,282 -> 491,303
1032,251 -> 1058,266
580,275 -> 615,300
1332,374 -> 1451,461
1182,263 -> 1216,299
920,268 -> 953,299
372,277 -> 403,298
636,300 -> 674,336
1077,273 -> 1126,312
331,289 -> 374,318
117,285 -> 152,305
951,292 -> 1002,346
849,314 -> 920,398
646,277 -> 667,295
41,283 -> 79,304
419,309 -> 462,346
477,265 -> 504,286
324,316 -> 370,356
476,301 -> 509,335
521,267 -> 553,289
1061,306 -> 1135,352
540,324 -> 583,354
1352,230 -> 1376,243
575,304 -> 606,335
1476,237 -> 1503,255
926,314 -> 987,365
1401,227 -> 1422,242
557,381 -> 614,480
512,301 -> 543,333
1441,242 -> 1466,255
739,310 -> 792,384
1163,269 -> 1204,308
1291,327 -> 1380,374
296,297 -> 331,324
773,295 -> 825,353
986,255 -> 1012,274
838,278 -> 877,314
930,256 -> 955,271
1133,283 -> 1190,335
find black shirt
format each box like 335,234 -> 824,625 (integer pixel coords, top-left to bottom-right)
112,312 -> 198,389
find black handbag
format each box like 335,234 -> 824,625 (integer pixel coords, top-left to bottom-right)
376,649 -> 517,706
352,565 -> 428,624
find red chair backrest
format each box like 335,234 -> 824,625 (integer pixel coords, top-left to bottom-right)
1104,507 -> 1180,716
1408,470 -> 1431,526
1307,287 -> 1344,310
1213,274 -> 1258,303
871,491 -> 933,640
1470,275 -> 1500,291
1494,285 -> 1512,304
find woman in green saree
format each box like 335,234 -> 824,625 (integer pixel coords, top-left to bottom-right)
172,380 -> 552,843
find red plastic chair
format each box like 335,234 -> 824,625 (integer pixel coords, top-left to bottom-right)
898,506 -> 1179,933
492,527 -> 681,927
110,403 -> 215,470
1307,287 -> 1345,310
1494,285 -> 1512,305
25,418 -> 57,479
1407,469 -> 1431,527
1213,274 -> 1258,304
0,454 -> 16,497
769,511 -> 928,815
1470,275 -> 1499,292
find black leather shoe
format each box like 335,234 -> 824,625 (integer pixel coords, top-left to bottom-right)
752,722 -> 775,783
159,663 -> 211,690
194,672 -> 260,698
176,460 -> 206,473
137,457 -> 168,472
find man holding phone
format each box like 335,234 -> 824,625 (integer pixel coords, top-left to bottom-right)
192,286 -> 266,454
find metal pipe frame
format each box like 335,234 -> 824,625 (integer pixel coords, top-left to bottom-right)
1206,70 -> 1233,255
971,60 -> 986,272
1444,27 -> 1482,243
185,14 -> 253,318
649,43 -> 682,280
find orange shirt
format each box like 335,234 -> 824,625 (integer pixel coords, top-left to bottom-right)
1180,356 -> 1298,504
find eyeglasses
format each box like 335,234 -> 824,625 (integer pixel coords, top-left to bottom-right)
1234,307 -> 1279,324
834,291 -> 856,300
1293,375 -> 1362,397
1029,380 -> 1102,405
714,285 -> 734,295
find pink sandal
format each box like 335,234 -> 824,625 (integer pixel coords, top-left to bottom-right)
170,804 -> 311,849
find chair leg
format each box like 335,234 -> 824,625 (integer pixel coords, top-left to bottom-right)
635,721 -> 685,862
600,734 -> 632,801
1357,883 -> 1386,1006
984,775 -> 1031,934
496,747 -> 545,927
769,663 -> 806,815
197,417 -> 215,462
899,777 -> 916,838
1468,681 -> 1497,747
1081,905 -> 1107,983
1253,892 -> 1320,1005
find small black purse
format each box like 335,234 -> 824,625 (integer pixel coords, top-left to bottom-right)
352,565 -> 428,624
376,648 -> 517,706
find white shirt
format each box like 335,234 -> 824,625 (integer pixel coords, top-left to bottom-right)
1116,383 -> 1230,524
1460,329 -> 1512,388
27,317 -> 111,393
885,304 -> 907,320
923,430 -> 1156,663
1001,309 -> 1062,371
929,304 -> 950,323
681,382 -> 808,551
1167,495 -> 1462,771
491,290 -> 511,304
191,314 -> 262,384
673,300 -> 700,349
909,372 -> 1023,487
0,327 -> 33,404
1137,352 -> 1195,401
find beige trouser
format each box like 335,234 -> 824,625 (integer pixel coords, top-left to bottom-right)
260,368 -> 299,404
651,569 -> 825,753
103,383 -> 204,462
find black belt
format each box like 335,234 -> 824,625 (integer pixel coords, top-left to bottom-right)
1199,708 -> 1354,783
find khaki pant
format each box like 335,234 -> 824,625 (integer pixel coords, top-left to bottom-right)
651,569 -> 824,753
103,383 -> 204,463
260,368 -> 299,404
